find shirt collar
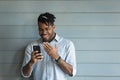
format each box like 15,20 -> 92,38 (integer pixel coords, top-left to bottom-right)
54,34 -> 60,42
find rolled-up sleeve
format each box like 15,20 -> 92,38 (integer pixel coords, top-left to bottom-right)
21,44 -> 33,78
65,41 -> 77,77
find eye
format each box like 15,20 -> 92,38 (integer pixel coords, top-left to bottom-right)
39,28 -> 43,31
45,28 -> 49,31
47,27 -> 51,30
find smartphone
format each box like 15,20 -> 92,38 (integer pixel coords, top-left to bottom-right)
33,45 -> 41,53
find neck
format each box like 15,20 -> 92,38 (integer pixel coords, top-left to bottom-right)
49,33 -> 56,42
42,33 -> 56,42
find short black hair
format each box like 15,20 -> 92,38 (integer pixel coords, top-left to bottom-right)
38,12 -> 56,26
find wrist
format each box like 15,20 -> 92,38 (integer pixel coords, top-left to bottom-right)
55,56 -> 61,63
54,55 -> 59,60
29,60 -> 34,66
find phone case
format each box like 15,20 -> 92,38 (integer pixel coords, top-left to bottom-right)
33,46 -> 41,53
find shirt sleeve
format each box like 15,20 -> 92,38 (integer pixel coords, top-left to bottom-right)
21,44 -> 33,78
65,41 -> 77,77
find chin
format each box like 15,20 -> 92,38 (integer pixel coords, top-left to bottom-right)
43,38 -> 49,42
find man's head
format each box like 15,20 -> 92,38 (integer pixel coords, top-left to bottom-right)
38,12 -> 56,42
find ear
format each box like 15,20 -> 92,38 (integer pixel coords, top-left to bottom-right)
52,25 -> 56,30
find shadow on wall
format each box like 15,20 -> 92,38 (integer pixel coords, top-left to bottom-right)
0,42 -> 36,80
9,46 -> 29,80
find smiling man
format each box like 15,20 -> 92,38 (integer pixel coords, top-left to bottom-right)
21,12 -> 76,80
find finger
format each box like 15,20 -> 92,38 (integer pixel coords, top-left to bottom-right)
55,44 -> 58,49
35,53 -> 42,56
36,55 -> 43,58
43,42 -> 49,48
44,42 -> 52,50
32,51 -> 39,56
43,43 -> 50,51
36,55 -> 44,60
32,51 -> 40,59
32,51 -> 36,56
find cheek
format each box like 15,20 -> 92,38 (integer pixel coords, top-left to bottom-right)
39,31 -> 43,37
47,30 -> 52,35
39,31 -> 42,35
50,29 -> 54,33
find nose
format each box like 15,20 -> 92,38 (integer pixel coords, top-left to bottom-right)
44,29 -> 48,33
40,29 -> 47,34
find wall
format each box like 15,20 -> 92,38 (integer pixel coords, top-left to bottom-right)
0,0 -> 120,80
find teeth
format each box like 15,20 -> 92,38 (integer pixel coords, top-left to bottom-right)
43,35 -> 47,38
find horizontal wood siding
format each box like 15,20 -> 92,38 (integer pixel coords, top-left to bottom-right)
0,0 -> 120,80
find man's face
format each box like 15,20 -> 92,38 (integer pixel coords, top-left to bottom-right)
38,22 -> 55,42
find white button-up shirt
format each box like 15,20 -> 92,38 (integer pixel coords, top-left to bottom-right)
21,34 -> 76,80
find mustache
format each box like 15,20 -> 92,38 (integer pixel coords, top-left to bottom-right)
41,34 -> 47,36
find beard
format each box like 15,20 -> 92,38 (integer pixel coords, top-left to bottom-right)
41,33 -> 55,42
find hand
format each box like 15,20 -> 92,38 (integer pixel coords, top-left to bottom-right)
43,42 -> 59,59
30,51 -> 43,64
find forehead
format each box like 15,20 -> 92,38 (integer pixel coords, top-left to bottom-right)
38,22 -> 49,29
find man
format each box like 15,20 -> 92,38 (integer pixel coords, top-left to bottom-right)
21,12 -> 76,80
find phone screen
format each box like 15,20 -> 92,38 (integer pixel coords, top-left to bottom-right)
33,46 -> 41,53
